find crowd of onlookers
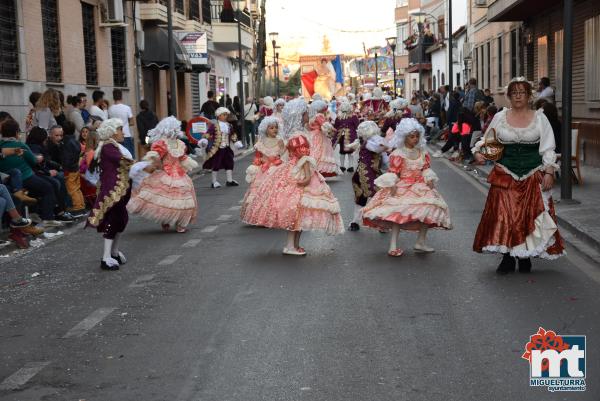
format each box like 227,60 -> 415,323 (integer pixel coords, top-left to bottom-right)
404,76 -> 561,164
0,87 -> 139,249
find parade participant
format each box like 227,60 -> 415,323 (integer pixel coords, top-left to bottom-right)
361,87 -> 388,118
333,101 -> 360,172
87,118 -> 134,271
381,98 -> 409,142
349,121 -> 388,231
259,96 -> 274,117
472,77 -> 564,274
241,129 -> 344,256
363,118 -> 452,256
281,98 -> 309,140
127,116 -> 198,233
202,107 -> 243,188
241,116 -> 285,216
307,100 -> 341,177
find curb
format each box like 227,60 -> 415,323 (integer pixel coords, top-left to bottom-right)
428,142 -> 600,256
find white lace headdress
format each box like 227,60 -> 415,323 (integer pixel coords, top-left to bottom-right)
282,98 -> 308,139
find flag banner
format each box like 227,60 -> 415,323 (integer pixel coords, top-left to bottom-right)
301,70 -> 318,96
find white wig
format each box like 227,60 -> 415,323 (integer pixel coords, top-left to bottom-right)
147,116 -> 181,143
282,98 -> 308,139
357,120 -> 380,140
312,93 -> 323,102
258,116 -> 280,137
339,101 -> 352,113
347,93 -> 357,103
274,98 -> 286,107
309,99 -> 328,121
372,87 -> 383,99
215,107 -> 230,117
386,98 -> 409,117
394,118 -> 426,149
382,94 -> 392,103
362,92 -> 372,101
263,96 -> 274,108
96,118 -> 123,141
321,121 -> 335,135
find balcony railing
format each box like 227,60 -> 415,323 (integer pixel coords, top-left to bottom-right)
408,44 -> 431,66
211,0 -> 252,28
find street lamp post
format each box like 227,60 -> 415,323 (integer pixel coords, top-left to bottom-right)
275,50 -> 280,97
233,0 -> 246,145
386,37 -> 397,97
167,0 -> 177,115
374,50 -> 379,87
448,0 -> 453,90
269,32 -> 279,97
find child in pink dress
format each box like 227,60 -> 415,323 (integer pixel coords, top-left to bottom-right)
127,116 -> 198,233
307,100 -> 341,177
241,116 -> 285,216
242,131 -> 344,256
362,118 -> 452,256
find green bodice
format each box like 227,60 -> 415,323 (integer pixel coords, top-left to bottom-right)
497,143 -> 542,177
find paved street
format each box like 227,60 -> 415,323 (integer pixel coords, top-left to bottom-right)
1,154 -> 598,401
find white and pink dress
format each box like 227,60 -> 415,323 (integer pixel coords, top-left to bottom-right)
362,148 -> 452,231
127,138 -> 198,228
241,133 -> 344,235
308,114 -> 341,177
241,136 -> 286,215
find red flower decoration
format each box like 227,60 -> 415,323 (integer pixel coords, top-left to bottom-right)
522,327 -> 570,372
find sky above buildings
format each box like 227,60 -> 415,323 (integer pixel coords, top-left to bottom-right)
265,0 -> 397,61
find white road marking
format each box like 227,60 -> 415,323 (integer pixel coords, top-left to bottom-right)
0,362 -> 51,390
216,214 -> 232,221
158,254 -> 182,265
128,274 -> 157,288
228,205 -> 241,211
181,239 -> 202,248
201,225 -> 219,233
63,307 -> 116,338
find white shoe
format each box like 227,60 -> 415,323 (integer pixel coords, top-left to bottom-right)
282,247 -> 306,256
450,151 -> 460,159
414,243 -> 435,253
432,150 -> 443,158
42,220 -> 65,228
211,181 -> 222,189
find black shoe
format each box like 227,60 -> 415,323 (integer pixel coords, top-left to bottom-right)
496,254 -> 516,275
100,260 -> 119,271
340,167 -> 346,172
68,209 -> 88,218
518,258 -> 532,273
226,180 -> 239,187
349,222 -> 360,231
112,253 -> 126,265
56,212 -> 74,222
9,217 -> 32,228
346,167 -> 354,173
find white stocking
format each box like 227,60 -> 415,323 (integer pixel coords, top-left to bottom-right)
286,231 -> 296,249
226,170 -> 233,182
211,171 -> 219,184
103,239 -> 119,266
389,224 -> 400,252
352,205 -> 363,224
111,233 -> 126,263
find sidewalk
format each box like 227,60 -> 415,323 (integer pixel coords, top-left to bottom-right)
429,142 -> 600,258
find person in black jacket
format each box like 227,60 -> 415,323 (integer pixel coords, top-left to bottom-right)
136,100 -> 158,156
60,121 -> 86,215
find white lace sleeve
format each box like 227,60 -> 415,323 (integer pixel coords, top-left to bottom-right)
423,169 -> 439,183
374,172 -> 398,188
538,111 -> 559,171
366,136 -> 387,153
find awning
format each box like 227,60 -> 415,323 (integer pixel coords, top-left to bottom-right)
141,27 -> 195,72
488,0 -> 560,22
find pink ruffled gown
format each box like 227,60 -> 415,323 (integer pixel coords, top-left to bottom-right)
308,114 -> 340,177
127,138 -> 198,228
240,137 -> 285,216
362,148 -> 452,231
241,134 -> 344,235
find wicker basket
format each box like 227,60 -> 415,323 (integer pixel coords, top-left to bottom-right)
480,128 -> 504,161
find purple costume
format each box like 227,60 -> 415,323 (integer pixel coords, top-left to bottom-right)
352,142 -> 383,207
202,122 -> 236,171
333,115 -> 360,154
87,143 -> 132,239
381,116 -> 402,135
